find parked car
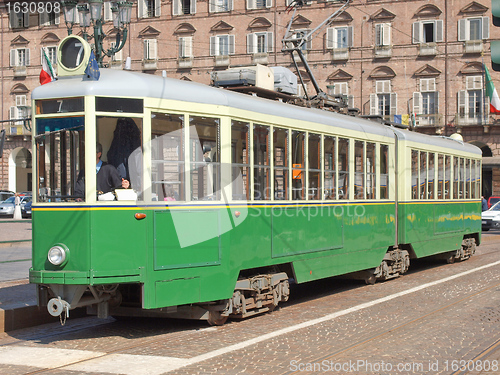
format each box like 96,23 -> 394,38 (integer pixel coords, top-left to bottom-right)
482,201 -> 500,231
488,196 -> 500,209
0,190 -> 15,203
21,200 -> 32,218
0,195 -> 32,217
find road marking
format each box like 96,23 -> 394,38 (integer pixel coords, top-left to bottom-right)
1,260 -> 499,374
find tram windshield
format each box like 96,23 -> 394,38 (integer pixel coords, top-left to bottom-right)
35,116 -> 85,202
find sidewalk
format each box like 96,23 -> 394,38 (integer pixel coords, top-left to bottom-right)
0,219 -> 58,332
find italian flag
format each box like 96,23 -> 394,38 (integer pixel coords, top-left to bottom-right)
485,63 -> 500,114
39,48 -> 56,85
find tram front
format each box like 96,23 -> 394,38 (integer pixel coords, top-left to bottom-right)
29,36 -> 146,321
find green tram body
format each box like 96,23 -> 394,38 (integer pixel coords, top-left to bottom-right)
29,69 -> 481,322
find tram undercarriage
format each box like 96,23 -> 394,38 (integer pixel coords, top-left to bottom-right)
38,238 -> 476,326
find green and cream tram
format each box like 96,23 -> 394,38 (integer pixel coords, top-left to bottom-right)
29,36 -> 481,324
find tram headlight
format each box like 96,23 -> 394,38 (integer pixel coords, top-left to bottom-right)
47,245 -> 69,266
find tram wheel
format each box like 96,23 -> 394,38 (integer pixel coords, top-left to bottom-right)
365,274 -> 377,285
207,311 -> 228,326
446,253 -> 455,264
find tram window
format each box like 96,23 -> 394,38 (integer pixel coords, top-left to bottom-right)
465,159 -> 471,199
97,117 -> 143,200
273,127 -> 288,200
366,142 -> 376,199
354,141 -> 364,199
324,136 -> 336,200
438,154 -> 444,199
308,133 -> 321,200
472,159 -> 476,199
411,150 -> 418,199
36,125 -> 84,202
460,158 -> 465,199
428,153 -> 435,199
476,160 -> 482,199
190,116 -> 220,201
231,120 -> 250,201
95,97 -> 143,114
338,138 -> 349,200
453,157 -> 459,199
445,155 -> 451,199
420,152 -> 427,199
151,113 -> 184,201
254,124 -> 270,200
380,144 -> 388,199
35,97 -> 84,115
292,130 -> 305,200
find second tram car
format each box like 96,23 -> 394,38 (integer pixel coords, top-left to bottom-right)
30,36 -> 481,325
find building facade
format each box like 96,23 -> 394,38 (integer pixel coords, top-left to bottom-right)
1,0 -> 500,196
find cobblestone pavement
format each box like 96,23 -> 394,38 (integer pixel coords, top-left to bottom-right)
0,242 -> 499,375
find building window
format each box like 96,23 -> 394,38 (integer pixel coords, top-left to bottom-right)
9,95 -> 29,127
375,23 -> 391,46
458,17 -> 489,41
9,11 -> 29,29
209,0 -> 233,13
143,39 -> 158,60
326,26 -> 353,49
413,78 -> 438,125
370,80 -> 397,118
327,82 -> 354,108
10,48 -> 30,67
138,0 -> 161,18
179,37 -> 193,58
458,76 -> 485,124
173,0 -> 196,15
247,32 -> 273,54
41,46 -> 57,66
210,35 -> 235,56
247,0 -> 272,10
39,7 -> 60,26
412,20 -> 443,43
110,42 -> 123,62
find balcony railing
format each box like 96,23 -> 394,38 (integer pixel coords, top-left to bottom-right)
463,40 -> 483,54
374,45 -> 392,58
252,53 -> 268,65
214,55 -> 230,67
455,113 -> 488,126
142,59 -> 157,70
332,48 -> 349,61
418,43 -> 437,56
178,56 -> 193,69
13,65 -> 27,77
414,113 -> 443,126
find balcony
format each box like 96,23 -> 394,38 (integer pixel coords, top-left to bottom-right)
13,65 -> 27,77
418,43 -> 437,56
178,57 -> 193,69
414,113 -> 443,127
463,40 -> 483,54
374,45 -> 392,58
455,113 -> 487,126
142,59 -> 157,70
214,55 -> 230,67
331,48 -> 349,61
110,60 -> 122,69
252,53 -> 268,65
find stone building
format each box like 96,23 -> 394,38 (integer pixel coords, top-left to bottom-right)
1,0 -> 499,196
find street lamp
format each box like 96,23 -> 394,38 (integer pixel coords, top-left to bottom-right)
61,0 -> 133,68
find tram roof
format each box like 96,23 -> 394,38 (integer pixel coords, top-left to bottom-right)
32,69 -> 480,156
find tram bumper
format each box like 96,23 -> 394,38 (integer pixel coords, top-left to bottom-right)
37,283 -> 120,320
